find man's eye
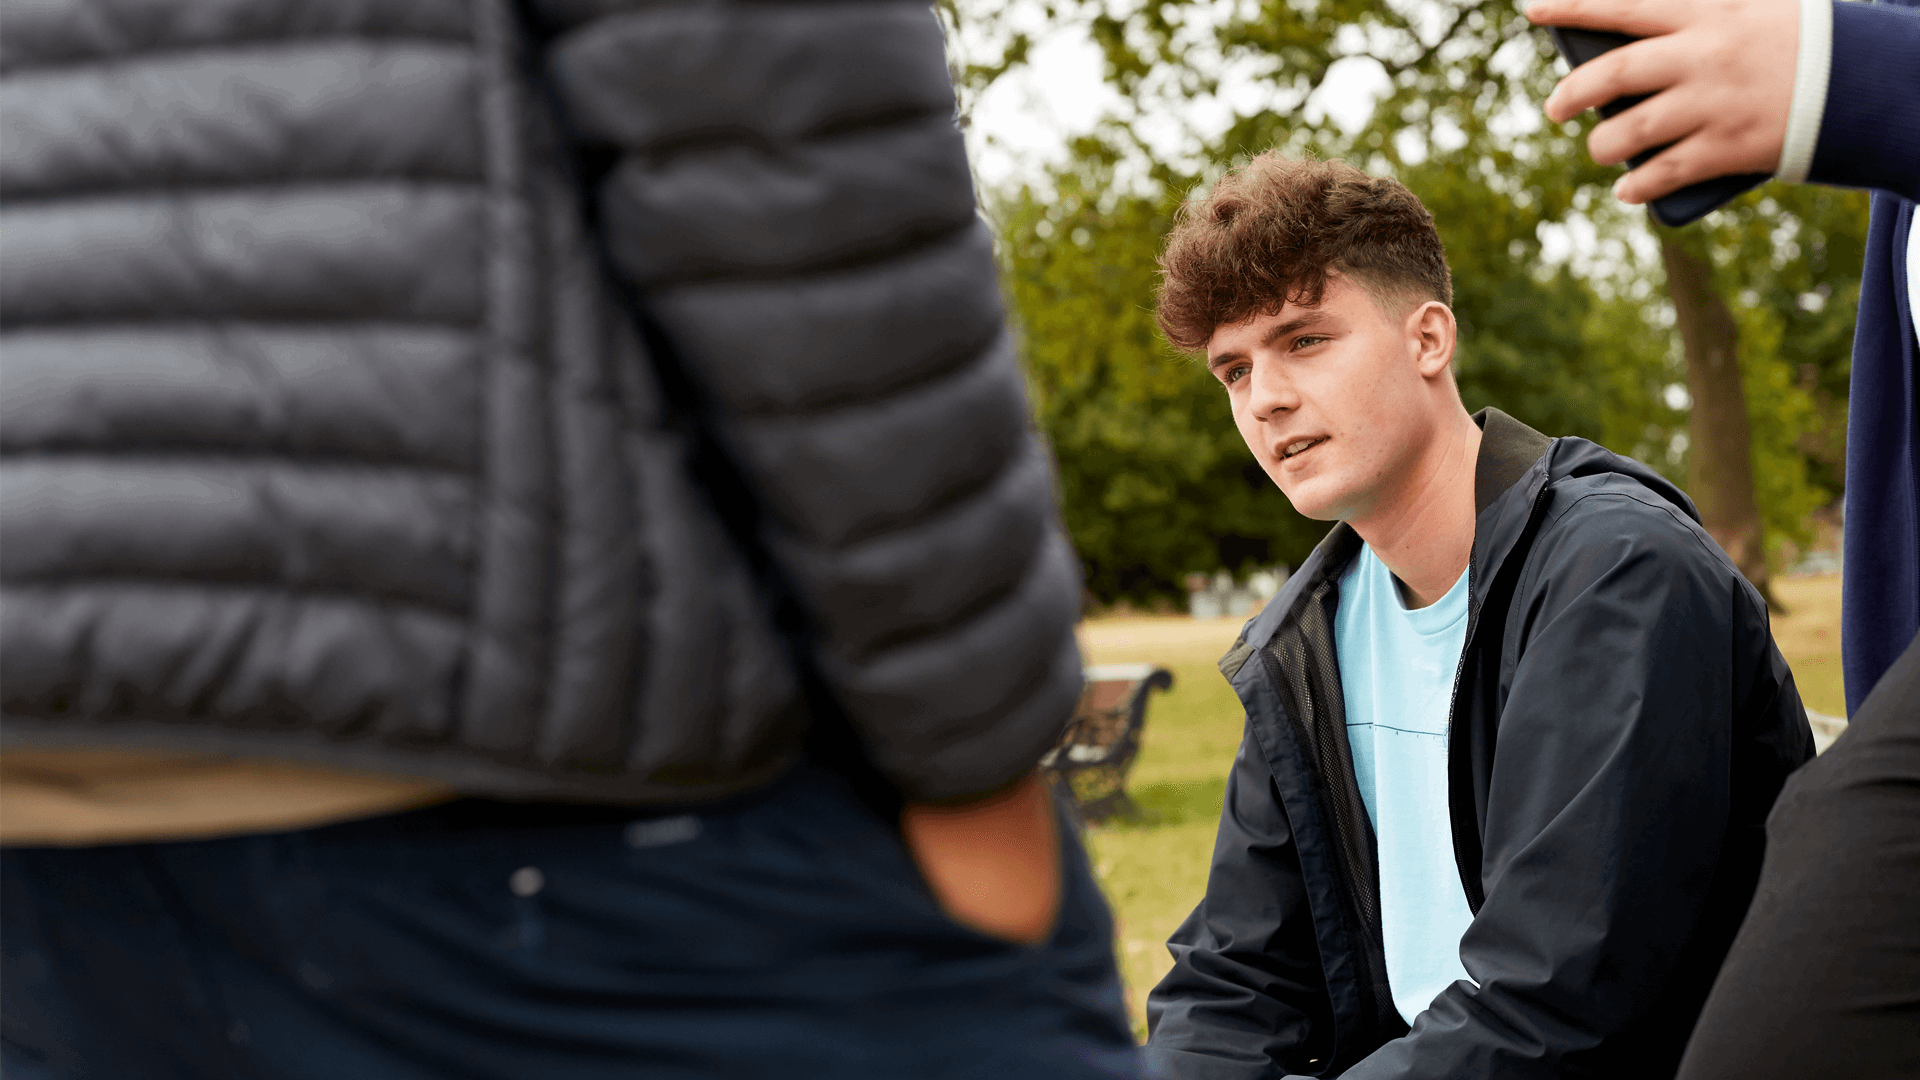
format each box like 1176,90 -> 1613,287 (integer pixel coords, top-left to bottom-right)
1222,365 -> 1249,384
1293,335 -> 1327,350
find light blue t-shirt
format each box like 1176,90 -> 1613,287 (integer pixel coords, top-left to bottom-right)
1334,543 -> 1476,1026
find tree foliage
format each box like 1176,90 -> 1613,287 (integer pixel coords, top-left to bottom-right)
1701,185 -> 1869,550
947,0 -> 1866,603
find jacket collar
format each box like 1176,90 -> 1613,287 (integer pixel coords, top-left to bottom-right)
1472,407 -> 1553,517
1222,408 -> 1555,677
1466,407 -> 1557,602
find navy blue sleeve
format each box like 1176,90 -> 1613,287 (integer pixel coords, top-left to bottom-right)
1806,0 -> 1920,199
1840,193 -> 1920,712
1143,726 -> 1334,1079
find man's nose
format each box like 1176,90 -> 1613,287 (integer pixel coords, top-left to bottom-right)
1246,359 -> 1298,421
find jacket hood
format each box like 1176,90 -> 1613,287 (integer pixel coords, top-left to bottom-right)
1541,430 -> 1699,523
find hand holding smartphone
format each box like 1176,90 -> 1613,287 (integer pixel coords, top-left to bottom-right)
1546,27 -> 1769,227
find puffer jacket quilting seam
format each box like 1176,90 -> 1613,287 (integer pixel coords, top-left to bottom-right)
0,35 -> 478,83
456,0 -> 557,758
0,179 -> 492,211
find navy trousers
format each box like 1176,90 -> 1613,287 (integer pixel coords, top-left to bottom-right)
1675,632 -> 1920,1079
1,763 -> 1138,1079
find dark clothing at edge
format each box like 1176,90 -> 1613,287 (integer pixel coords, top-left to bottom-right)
1823,0 -> 1920,712
1674,631 -> 1920,1080
0,0 -> 1085,808
1144,409 -> 1815,1079
1675,9 -> 1920,1077
2,763 -> 1137,1080
0,0 -> 1138,1075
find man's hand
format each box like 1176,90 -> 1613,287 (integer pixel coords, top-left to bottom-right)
1527,0 -> 1800,204
900,771 -> 1062,945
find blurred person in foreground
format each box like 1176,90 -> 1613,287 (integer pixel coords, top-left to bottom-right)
1139,154 -> 1814,1079
1525,0 -> 1920,1074
0,1 -> 1137,1077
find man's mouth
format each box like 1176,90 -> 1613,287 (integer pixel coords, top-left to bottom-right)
1280,437 -> 1327,461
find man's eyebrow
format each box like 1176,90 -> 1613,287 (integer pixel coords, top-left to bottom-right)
1260,312 -> 1324,348
1207,310 -> 1326,370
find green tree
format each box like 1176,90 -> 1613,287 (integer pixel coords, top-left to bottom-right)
1704,186 -> 1869,552
949,0 -> 1861,604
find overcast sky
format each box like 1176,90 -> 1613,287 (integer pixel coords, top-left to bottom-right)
956,14 -> 1392,189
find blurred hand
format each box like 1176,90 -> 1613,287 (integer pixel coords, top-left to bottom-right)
1527,0 -> 1800,204
901,771 -> 1062,945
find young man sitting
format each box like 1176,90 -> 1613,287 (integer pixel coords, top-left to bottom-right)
1141,155 -> 1814,1079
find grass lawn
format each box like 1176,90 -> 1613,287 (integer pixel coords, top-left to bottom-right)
1076,572 -> 1845,1038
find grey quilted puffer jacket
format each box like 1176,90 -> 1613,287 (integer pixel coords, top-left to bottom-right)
0,0 -> 1084,804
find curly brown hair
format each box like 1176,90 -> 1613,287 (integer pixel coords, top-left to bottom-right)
1155,154 -> 1453,352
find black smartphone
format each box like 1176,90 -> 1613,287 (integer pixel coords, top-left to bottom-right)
1547,27 -> 1768,227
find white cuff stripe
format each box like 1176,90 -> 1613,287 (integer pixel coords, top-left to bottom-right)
1778,0 -> 1834,184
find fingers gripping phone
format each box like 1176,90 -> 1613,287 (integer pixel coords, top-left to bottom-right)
1548,27 -> 1770,227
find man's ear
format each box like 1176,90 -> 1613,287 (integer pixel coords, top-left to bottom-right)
1407,300 -> 1457,380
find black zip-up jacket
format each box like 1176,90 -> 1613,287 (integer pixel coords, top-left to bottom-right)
1144,409 -> 1814,1078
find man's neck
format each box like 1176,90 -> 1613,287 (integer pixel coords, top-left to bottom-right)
1348,412 -> 1482,609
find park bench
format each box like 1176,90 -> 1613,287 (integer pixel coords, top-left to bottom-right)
1040,663 -> 1174,823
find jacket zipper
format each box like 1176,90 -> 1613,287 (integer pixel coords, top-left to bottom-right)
1258,567 -> 1397,1044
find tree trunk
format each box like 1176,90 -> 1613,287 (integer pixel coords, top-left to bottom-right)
1657,225 -> 1779,609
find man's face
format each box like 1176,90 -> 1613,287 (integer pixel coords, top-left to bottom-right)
1206,274 -> 1448,523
